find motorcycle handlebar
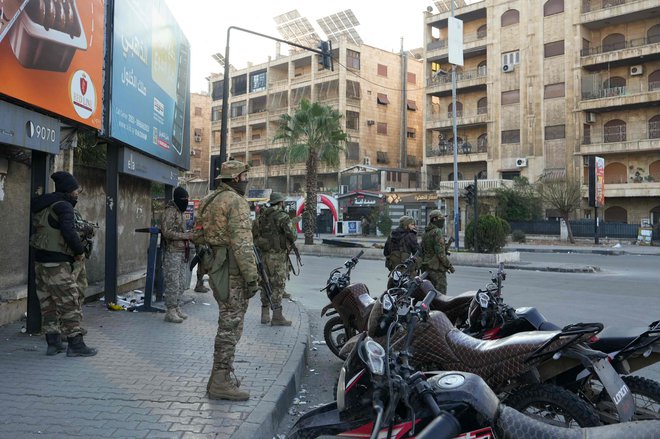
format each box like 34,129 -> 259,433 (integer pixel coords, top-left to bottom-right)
497,405 -> 660,439
346,250 -> 365,268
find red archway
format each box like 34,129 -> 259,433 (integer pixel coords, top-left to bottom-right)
295,194 -> 338,234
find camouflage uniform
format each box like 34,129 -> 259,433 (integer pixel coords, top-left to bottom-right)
194,160 -> 259,400
161,199 -> 192,320
421,213 -> 454,295
253,193 -> 297,324
384,216 -> 420,272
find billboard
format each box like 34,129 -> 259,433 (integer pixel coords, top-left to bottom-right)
588,156 -> 605,208
110,0 -> 191,170
0,0 -> 106,129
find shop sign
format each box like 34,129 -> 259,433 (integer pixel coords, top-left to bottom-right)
352,197 -> 377,206
414,192 -> 440,202
118,147 -> 178,186
0,100 -> 60,154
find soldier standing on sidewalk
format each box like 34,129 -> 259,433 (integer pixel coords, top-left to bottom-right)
421,210 -> 455,295
30,171 -> 97,357
252,192 -> 297,326
161,187 -> 193,323
383,215 -> 420,272
194,160 -> 261,401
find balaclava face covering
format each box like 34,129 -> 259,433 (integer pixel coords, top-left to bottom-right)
227,179 -> 248,196
173,187 -> 189,212
437,218 -> 446,229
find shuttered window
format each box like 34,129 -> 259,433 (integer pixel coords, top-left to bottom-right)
544,40 -> 565,58
545,125 -> 565,140
502,89 -> 520,105
544,82 -> 565,99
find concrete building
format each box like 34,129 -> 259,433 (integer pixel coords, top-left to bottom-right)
209,38 -> 425,196
184,92 -> 212,199
423,0 -> 660,225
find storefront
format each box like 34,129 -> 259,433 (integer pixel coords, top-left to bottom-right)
295,193 -> 339,234
384,191 -> 445,229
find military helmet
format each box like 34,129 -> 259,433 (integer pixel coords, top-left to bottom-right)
429,210 -> 446,221
399,215 -> 415,227
270,192 -> 285,204
217,160 -> 250,180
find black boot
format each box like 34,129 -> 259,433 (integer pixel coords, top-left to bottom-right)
45,333 -> 65,356
66,334 -> 98,357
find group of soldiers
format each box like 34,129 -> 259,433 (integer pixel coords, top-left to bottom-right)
30,159 -> 454,404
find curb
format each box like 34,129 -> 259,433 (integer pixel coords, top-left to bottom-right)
235,300 -> 310,439
504,263 -> 601,273
508,247 -> 625,256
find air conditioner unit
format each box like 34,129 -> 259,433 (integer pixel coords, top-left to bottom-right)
502,64 -> 515,73
385,187 -> 395,193
515,157 -> 527,167
363,157 -> 371,165
586,112 -> 596,124
367,120 -> 375,126
194,135 -> 202,142
340,185 -> 349,194
630,65 -> 643,76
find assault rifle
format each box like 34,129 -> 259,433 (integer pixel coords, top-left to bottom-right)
286,243 -> 303,276
74,213 -> 98,258
253,245 -> 274,310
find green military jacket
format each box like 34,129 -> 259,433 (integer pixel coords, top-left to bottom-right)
253,206 -> 297,253
421,222 -> 452,271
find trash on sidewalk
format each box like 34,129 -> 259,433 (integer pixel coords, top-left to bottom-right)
101,290 -> 145,311
311,340 -> 326,345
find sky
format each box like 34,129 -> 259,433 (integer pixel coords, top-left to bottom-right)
164,0 -> 435,93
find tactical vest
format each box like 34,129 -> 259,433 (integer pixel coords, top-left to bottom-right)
192,187 -> 227,246
254,208 -> 286,252
30,201 -> 75,256
421,227 -> 443,270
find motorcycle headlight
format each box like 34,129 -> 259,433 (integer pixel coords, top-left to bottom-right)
359,337 -> 386,375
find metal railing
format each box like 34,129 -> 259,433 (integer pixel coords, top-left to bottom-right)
581,82 -> 660,100
427,67 -> 487,87
509,220 -> 659,240
582,0 -> 627,13
581,36 -> 659,56
435,179 -> 511,191
583,121 -> 660,144
428,108 -> 489,121
434,0 -> 486,13
427,140 -> 487,156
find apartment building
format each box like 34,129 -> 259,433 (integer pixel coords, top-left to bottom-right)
209,38 -> 424,196
185,92 -> 212,199
423,0 -> 660,225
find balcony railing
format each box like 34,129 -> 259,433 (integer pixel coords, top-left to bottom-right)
426,31 -> 487,52
428,108 -> 489,121
427,140 -> 487,157
427,67 -> 487,87
581,82 -> 660,100
581,0 -> 626,13
434,0 -> 485,14
583,121 -> 660,144
434,179 -> 512,194
581,36 -> 659,56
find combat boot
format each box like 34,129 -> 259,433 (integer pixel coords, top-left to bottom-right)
194,279 -> 209,293
261,306 -> 270,324
66,334 -> 98,357
207,366 -> 240,392
45,333 -> 65,356
208,369 -> 249,401
164,307 -> 183,323
176,306 -> 188,320
271,307 -> 292,326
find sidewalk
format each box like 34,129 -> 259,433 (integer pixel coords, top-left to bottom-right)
0,292 -> 308,439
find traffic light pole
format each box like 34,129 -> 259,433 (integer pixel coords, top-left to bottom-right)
450,2 -> 460,251
473,175 -> 478,251
219,26 -> 333,163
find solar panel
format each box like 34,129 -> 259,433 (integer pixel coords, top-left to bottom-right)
274,9 -> 321,50
316,9 -> 363,46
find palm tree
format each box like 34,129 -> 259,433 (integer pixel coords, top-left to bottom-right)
274,99 -> 347,244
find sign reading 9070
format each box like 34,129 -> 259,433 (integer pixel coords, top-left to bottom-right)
110,0 -> 191,170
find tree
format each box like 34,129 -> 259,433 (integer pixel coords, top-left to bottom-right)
536,175 -> 582,243
274,99 -> 347,244
494,176 -> 542,221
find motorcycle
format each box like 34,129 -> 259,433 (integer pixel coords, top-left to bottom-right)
288,274 -> 659,439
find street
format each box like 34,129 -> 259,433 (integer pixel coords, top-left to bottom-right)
276,252 -> 660,436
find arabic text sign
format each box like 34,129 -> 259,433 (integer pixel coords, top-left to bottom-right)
110,0 -> 191,169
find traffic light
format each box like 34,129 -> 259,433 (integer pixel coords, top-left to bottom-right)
318,40 -> 333,70
464,184 -> 476,205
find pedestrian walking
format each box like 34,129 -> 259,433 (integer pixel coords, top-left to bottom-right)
421,210 -> 455,295
383,215 -> 420,272
30,171 -> 97,357
161,187 -> 193,323
252,192 -> 297,326
193,160 -> 261,401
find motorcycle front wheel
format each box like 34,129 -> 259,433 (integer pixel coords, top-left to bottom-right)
505,383 -> 601,428
324,316 -> 356,360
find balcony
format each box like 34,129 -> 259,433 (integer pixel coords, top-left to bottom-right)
291,74 -> 311,86
428,0 -> 486,20
581,0 -> 660,28
426,31 -> 487,60
426,109 -> 490,129
427,67 -> 488,95
581,122 -> 660,154
433,179 -> 512,196
579,82 -> 660,110
581,37 -> 660,68
601,182 -> 660,198
248,138 -> 267,151
247,110 -> 267,123
268,79 -> 288,92
426,139 -> 487,164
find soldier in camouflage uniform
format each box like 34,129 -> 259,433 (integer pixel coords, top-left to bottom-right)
161,186 -> 193,323
193,160 -> 261,401
383,215 -> 421,272
252,192 -> 297,326
30,171 -> 97,357
421,210 -> 455,295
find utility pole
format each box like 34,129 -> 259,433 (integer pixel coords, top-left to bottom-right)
448,3 -> 464,250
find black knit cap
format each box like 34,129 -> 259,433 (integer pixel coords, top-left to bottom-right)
51,171 -> 80,193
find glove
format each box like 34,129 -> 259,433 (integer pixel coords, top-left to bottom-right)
448,265 -> 455,274
246,281 -> 261,300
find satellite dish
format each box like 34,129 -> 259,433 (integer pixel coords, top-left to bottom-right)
426,6 -> 433,12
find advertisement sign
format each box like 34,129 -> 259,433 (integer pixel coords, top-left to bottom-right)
588,156 -> 605,208
118,147 -> 179,186
448,16 -> 464,66
0,100 -> 60,154
0,0 -> 105,129
110,0 -> 191,170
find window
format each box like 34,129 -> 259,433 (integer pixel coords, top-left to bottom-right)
407,128 -> 416,139
377,64 -> 388,77
543,0 -> 564,16
544,40 -> 564,57
502,50 -> 520,66
501,170 -> 521,180
406,100 -> 417,111
211,106 -> 221,121
346,111 -> 360,130
194,107 -> 202,116
501,9 -> 519,27
407,72 -> 417,84
194,128 -> 202,137
477,60 -> 487,76
346,142 -> 360,160
230,101 -> 246,117
377,93 -> 390,105
501,129 -> 521,144
231,75 -> 247,95
477,97 -> 488,114
604,120 -> 626,143
650,115 -> 660,139
501,89 -> 520,105
447,101 -> 463,118
649,24 -> 660,44
477,24 -> 487,39
649,70 -> 660,91
376,151 -> 389,164
212,80 -> 224,101
545,125 -> 565,140
377,122 -> 388,135
249,70 -> 267,92
346,49 -> 360,70
544,82 -> 565,99
346,80 -> 361,99
602,33 -> 625,52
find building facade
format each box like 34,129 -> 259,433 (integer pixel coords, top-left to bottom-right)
423,0 -> 660,225
185,92 -> 212,199
209,38 -> 425,196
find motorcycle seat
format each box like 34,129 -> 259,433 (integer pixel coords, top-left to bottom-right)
430,290 -> 476,313
589,326 -> 652,354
